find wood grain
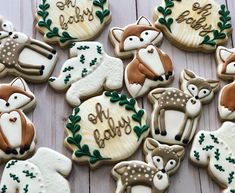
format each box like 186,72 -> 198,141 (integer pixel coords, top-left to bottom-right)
0,0 -> 234,193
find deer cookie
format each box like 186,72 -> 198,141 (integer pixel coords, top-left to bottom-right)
49,42 -> 123,107
112,138 -> 185,193
154,0 -> 232,53
148,69 -> 219,145
65,91 -> 149,169
109,16 -> 174,98
0,16 -> 57,83
36,0 -> 111,47
0,147 -> 72,193
0,77 -> 36,160
190,121 -> 235,193
216,46 -> 235,121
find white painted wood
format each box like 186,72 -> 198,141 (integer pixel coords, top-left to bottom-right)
0,0 -> 233,193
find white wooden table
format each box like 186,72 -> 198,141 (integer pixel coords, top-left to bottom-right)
0,0 -> 234,193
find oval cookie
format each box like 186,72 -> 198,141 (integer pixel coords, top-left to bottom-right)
65,91 -> 149,169
36,0 -> 111,47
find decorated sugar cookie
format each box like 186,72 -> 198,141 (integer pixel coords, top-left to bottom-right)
216,46 -> 235,121
109,16 -> 174,98
0,78 -> 36,160
112,138 -> 184,193
0,16 -> 57,83
190,122 -> 235,193
49,42 -> 123,106
0,147 -> 72,193
148,69 -> 219,145
36,0 -> 111,47
65,91 -> 149,169
154,0 -> 232,53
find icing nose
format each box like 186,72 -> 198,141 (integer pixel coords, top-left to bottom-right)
195,96 -> 199,100
9,32 -> 12,35
140,38 -> 144,42
147,48 -> 154,53
5,102 -> 10,107
161,169 -> 166,173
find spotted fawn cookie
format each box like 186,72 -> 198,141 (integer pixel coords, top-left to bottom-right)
36,0 -> 111,47
0,16 -> 57,83
0,147 -> 72,193
190,122 -> 235,193
109,16 -> 174,98
65,91 -> 149,169
112,138 -> 184,193
148,69 -> 219,145
154,0 -> 232,53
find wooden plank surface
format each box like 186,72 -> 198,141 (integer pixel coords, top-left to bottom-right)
0,0 -> 234,193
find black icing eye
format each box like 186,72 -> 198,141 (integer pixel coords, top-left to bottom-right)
129,37 -> 133,41
203,91 -> 207,94
3,24 -> 6,27
157,158 -> 161,162
192,87 -> 195,90
170,161 -> 174,165
145,32 -> 149,35
14,96 -> 17,99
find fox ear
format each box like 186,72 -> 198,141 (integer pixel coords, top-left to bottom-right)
137,16 -> 152,26
111,28 -> 124,43
219,47 -> 233,62
10,77 -> 30,92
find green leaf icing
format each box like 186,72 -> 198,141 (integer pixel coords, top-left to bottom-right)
23,185 -> 29,193
81,68 -> 88,77
77,46 -> 90,50
64,74 -> 71,84
202,145 -> 214,151
97,46 -> 102,54
210,134 -> 219,144
228,172 -> 235,184
226,157 -> 235,164
93,0 -> 110,24
198,133 -> 205,145
1,185 -> 7,193
214,149 -> 220,161
66,107 -> 111,165
90,58 -> 97,66
9,173 -> 20,183
6,160 -> 18,169
194,151 -> 200,161
23,170 -> 36,179
214,164 -> 225,172
80,55 -> 86,64
63,66 -> 74,72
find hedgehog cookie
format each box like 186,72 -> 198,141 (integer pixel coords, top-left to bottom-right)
190,122 -> 235,193
216,46 -> 235,121
112,138 -> 185,193
0,147 -> 72,193
0,16 -> 57,83
109,16 -> 174,98
154,0 -> 232,53
36,0 -> 111,47
0,77 -> 36,161
49,41 -> 123,107
148,69 -> 219,145
65,91 -> 149,169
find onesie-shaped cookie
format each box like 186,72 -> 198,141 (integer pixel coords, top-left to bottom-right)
109,16 -> 174,98
148,69 -> 219,145
190,122 -> 235,193
112,138 -> 184,193
216,46 -> 235,121
49,42 -> 123,106
0,16 -> 57,82
154,0 -> 232,53
0,77 -> 36,160
36,0 -> 111,47
65,91 -> 149,169
0,147 -> 72,193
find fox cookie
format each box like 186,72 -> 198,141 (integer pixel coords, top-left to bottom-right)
36,0 -> 111,47
154,0 -> 232,53
112,138 -> 184,193
0,147 -> 72,193
0,16 -> 57,83
65,91 -> 149,169
109,16 -> 174,98
216,47 -> 235,121
0,77 -> 36,160
190,122 -> 235,193
148,69 -> 219,145
49,42 -> 123,106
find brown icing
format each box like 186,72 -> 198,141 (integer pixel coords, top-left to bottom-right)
220,82 -> 235,111
88,103 -> 132,148
221,52 -> 235,74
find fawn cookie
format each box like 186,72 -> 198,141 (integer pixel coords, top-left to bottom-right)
36,0 -> 111,47
190,122 -> 235,193
148,69 -> 219,145
0,77 -> 36,161
0,147 -> 72,193
154,0 -> 232,53
0,16 -> 57,83
65,91 -> 149,169
216,46 -> 235,121
109,16 -> 174,98
49,42 -> 123,106
112,138 -> 184,193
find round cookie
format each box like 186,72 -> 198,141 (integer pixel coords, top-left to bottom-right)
36,0 -> 111,47
154,0 -> 232,53
65,91 -> 149,169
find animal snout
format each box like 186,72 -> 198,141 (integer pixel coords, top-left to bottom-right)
147,48 -> 154,53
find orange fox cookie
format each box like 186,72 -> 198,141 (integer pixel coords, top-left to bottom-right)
109,16 -> 174,98
0,77 -> 36,161
154,0 -> 232,53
